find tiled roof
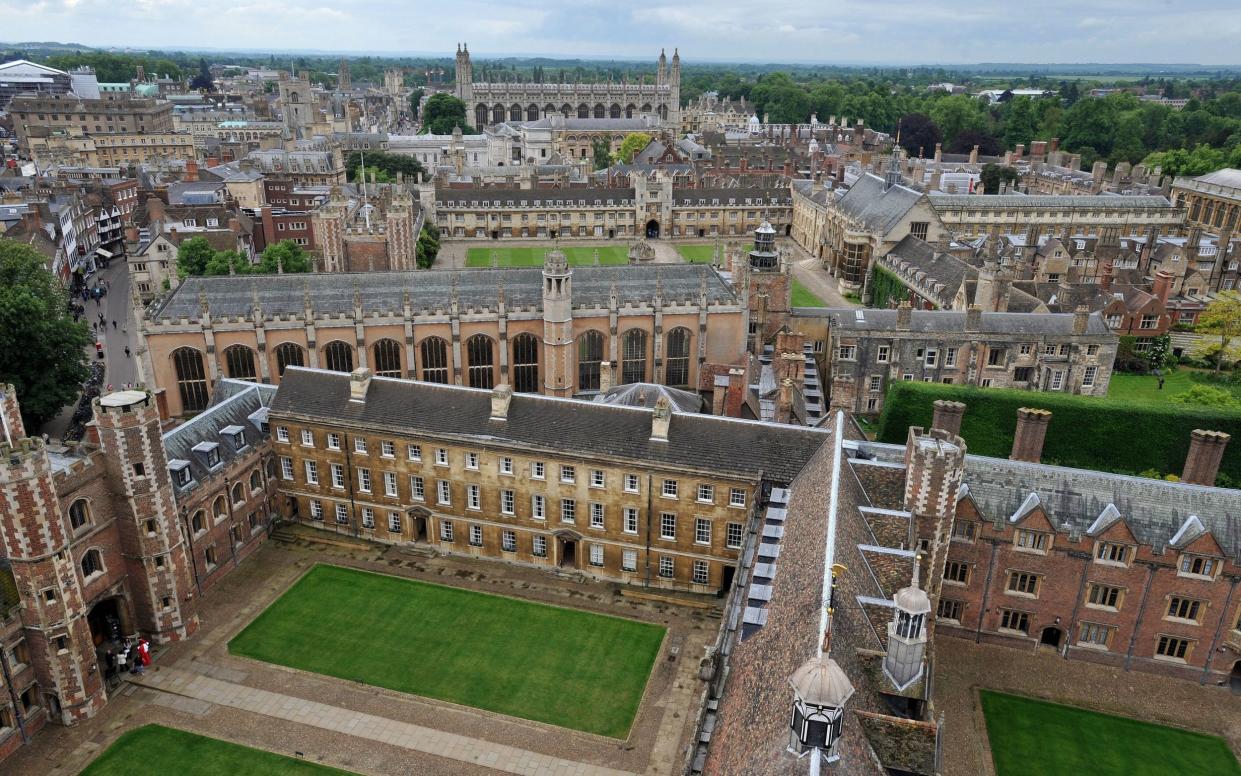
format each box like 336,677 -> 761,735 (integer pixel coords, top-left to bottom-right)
821,307 -> 1113,336
929,193 -> 1174,210
162,380 -> 275,495
835,173 -> 924,235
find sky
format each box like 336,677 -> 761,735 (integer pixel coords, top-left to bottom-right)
3,0 -> 1241,65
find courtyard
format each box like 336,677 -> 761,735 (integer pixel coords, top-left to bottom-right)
464,245 -> 631,267
81,725 -> 354,775
228,563 -> 665,739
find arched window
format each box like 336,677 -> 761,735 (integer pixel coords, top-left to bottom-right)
68,499 -> 91,531
560,103 -> 572,117
621,329 -> 648,384
466,334 -> 495,389
511,333 -> 540,393
509,104 -> 522,122
81,549 -> 103,578
191,510 -> 205,533
527,104 -> 539,121
609,103 -> 621,119
231,482 -> 245,504
371,339 -> 402,378
274,342 -> 305,376
577,103 -> 589,119
172,347 -> 209,413
543,104 -> 556,119
665,328 -> 692,388
640,103 -> 652,115
223,344 -> 257,382
213,495 -> 227,520
419,337 -> 449,383
625,103 -> 636,119
249,469 -> 262,491
205,546 -> 217,567
592,103 -> 604,119
323,341 -> 354,373
475,104 -> 488,129
577,331 -> 604,391
492,104 -> 505,124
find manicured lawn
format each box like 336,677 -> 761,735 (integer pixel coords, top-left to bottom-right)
1107,369 -> 1241,405
81,725 -> 354,775
676,244 -> 719,263
791,278 -> 826,307
465,245 -> 630,267
229,565 -> 664,738
980,690 -> 1241,776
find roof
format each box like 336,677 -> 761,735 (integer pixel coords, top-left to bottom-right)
162,380 -> 276,495
595,383 -> 705,414
884,235 -> 974,300
1190,168 -> 1241,191
929,193 -> 1174,210
822,307 -> 1113,337
150,264 -> 738,322
835,173 -> 924,235
270,368 -> 830,484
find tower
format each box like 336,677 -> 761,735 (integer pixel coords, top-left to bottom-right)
277,71 -> 312,139
455,43 -> 473,106
669,48 -> 681,127
94,390 -> 198,644
385,184 -> 417,270
657,49 -> 667,85
337,58 -> 351,91
883,556 -> 932,691
902,427 -> 966,628
0,385 -> 108,725
884,149 -> 903,191
541,249 -> 574,397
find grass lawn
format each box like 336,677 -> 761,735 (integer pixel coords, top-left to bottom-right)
229,564 -> 664,738
1106,368 -> 1241,405
465,245 -> 630,267
81,725 -> 354,775
980,691 -> 1241,776
676,244 -> 719,263
791,278 -> 827,307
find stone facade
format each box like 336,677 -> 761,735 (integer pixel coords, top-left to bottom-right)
7,92 -> 174,150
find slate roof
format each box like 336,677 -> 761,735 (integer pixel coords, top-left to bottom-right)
150,264 -> 738,322
885,235 -> 974,299
835,173 -> 924,235
1190,168 -> 1241,191
822,307 -> 1113,336
162,379 -> 275,496
595,383 -> 705,414
270,368 -> 830,484
436,187 -> 634,205
929,193 -> 1174,210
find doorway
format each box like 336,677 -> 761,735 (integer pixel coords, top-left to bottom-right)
719,565 -> 736,597
1039,626 -> 1063,649
558,538 -> 578,568
645,219 -> 660,239
1230,661 -> 1241,694
88,597 -> 130,648
413,516 -> 428,542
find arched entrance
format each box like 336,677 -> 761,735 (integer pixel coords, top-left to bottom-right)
1231,661 -> 1241,694
645,219 -> 660,239
408,505 -> 431,543
88,597 -> 132,647
555,530 -> 581,569
1039,626 -> 1063,650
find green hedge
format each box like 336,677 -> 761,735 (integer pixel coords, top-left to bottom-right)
869,264 -> 912,310
875,382 -> 1241,486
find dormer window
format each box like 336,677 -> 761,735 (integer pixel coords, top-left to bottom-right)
1179,554 -> 1218,579
192,441 -> 221,470
221,425 -> 246,450
1014,529 -> 1049,554
1095,541 -> 1131,566
168,459 -> 192,487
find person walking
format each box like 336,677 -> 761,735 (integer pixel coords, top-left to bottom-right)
111,320 -> 117,329
124,346 -> 131,358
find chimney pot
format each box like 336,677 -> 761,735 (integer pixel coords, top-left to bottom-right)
1182,429 -> 1230,486
1072,305 -> 1090,335
348,367 -> 373,403
490,383 -> 513,420
931,400 -> 966,436
1010,407 -> 1052,463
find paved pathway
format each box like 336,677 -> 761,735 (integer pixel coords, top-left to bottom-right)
131,667 -> 641,776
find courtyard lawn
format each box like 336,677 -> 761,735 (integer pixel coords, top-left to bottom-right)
980,690 -> 1241,776
81,725 -> 354,776
791,279 -> 827,307
676,244 -> 720,263
465,245 -> 630,267
1107,369 -> 1241,405
229,564 -> 664,738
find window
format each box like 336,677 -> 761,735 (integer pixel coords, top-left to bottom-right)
532,494 -> 546,520
362,507 -> 375,529
384,511 -> 400,532
323,341 -> 355,373
625,474 -> 640,493
437,481 -> 451,505
467,484 -> 481,510
1019,343 -> 1033,356
381,441 -> 395,458
435,448 -> 449,466
1095,542 -> 1129,565
468,524 -> 483,546
876,345 -> 890,363
1140,314 -> 1158,329
693,560 -> 709,584
1015,530 -> 1049,553
172,347 -> 209,412
330,463 -> 345,489
591,469 -> 605,488
440,520 -> 454,541
999,609 -> 1030,634
500,457 -> 514,475
68,499 -> 91,531
354,438 -> 368,455
372,340 -> 402,378
420,337 -> 450,384
280,457 -> 294,480
511,332 -> 540,393
1050,370 -> 1065,391
577,331 -> 605,390
729,488 -> 746,508
533,535 -> 548,558
1007,571 -> 1041,597
1078,622 -> 1113,648
277,426 -> 290,442
1179,555 -> 1217,579
466,452 -> 479,470
837,345 -> 857,360
301,429 -> 314,447
309,500 -> 323,520
561,499 -> 576,523
466,335 -> 495,389
1155,635 -> 1193,661
665,328 -> 692,388
725,522 -> 745,549
1087,584 -> 1123,609
697,484 -> 714,503
1166,597 -> 1202,623
624,507 -> 638,534
660,513 -> 677,540
384,471 -> 398,497
411,476 -> 425,501
275,342 -> 306,376
662,479 -> 678,498
408,444 -> 422,461
589,544 -> 604,567
695,518 -> 711,545
944,561 -> 970,584
304,460 -> 319,485
937,598 -> 964,622
951,521 -> 976,543
532,461 -> 545,480
1013,367 -> 1033,382
1082,365 -> 1098,388
622,549 -> 638,572
1087,344 -> 1100,356
590,502 -> 604,528
502,530 -> 516,552
659,556 -> 675,578
560,465 -> 576,483
925,348 -> 938,367
81,548 -> 103,578
335,503 -> 349,524
358,468 -> 371,493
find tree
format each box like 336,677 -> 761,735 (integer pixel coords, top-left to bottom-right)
613,132 -> 652,164
591,138 -> 612,171
190,58 -> 213,91
947,129 -> 1002,156
0,239 -> 93,430
258,240 -> 312,273
896,113 -> 941,157
422,93 -> 473,134
203,250 -> 247,276
929,95 -> 987,146
176,236 -> 216,278
1000,97 -> 1039,149
416,224 -> 440,269
407,88 -> 424,119
1171,384 -> 1239,409
345,151 -> 425,182
979,163 -> 1019,194
1193,290 -> 1241,374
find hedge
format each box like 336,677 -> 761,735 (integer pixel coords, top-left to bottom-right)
875,381 -> 1241,486
869,264 -> 910,311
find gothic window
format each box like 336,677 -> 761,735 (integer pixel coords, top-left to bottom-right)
223,344 -> 257,382
577,330 -> 604,391
492,104 -> 505,124
231,482 -> 245,504
466,334 -> 495,389
609,103 -> 621,119
249,469 -> 262,491
475,104 -> 488,129
274,342 -> 305,376
621,329 -> 648,384
659,104 -> 668,121
625,103 -> 636,119
81,549 -> 103,578
577,103 -> 589,119
509,104 -> 522,122
640,103 -> 653,114
68,499 -> 91,531
526,104 -> 539,121
371,338 -> 402,378
593,103 -> 605,119
213,495 -> 227,519
560,103 -> 572,117
323,341 -> 354,373
665,328 -> 691,388
419,337 -> 449,383
172,347 -> 209,413
543,104 -> 555,118
511,333 -> 540,393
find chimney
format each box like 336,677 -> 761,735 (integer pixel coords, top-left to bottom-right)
896,300 -> 912,331
650,395 -> 672,442
599,361 -> 613,394
933,143 -> 942,163
965,304 -> 982,332
931,400 -> 966,437
1153,270 -> 1173,304
490,383 -> 513,420
1049,137 -> 1060,155
775,378 -> 794,424
724,367 -> 747,418
1072,305 -> 1090,335
206,156 -> 219,168
349,367 -> 373,403
1010,408 -> 1052,463
969,145 -> 979,164
1100,261 -> 1114,292
1181,430 -> 1230,486
184,159 -> 199,182
0,383 -> 27,443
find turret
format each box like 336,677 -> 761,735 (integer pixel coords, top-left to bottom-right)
884,555 -> 932,691
903,427 -> 966,618
788,656 -> 854,760
541,250 -> 574,396
657,49 -> 667,85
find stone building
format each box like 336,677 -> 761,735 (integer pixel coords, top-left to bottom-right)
137,256 -> 748,417
814,303 -> 1117,414
0,380 -> 275,763
927,192 -> 1183,243
518,115 -> 661,162
1170,169 -> 1241,291
311,181 -> 422,272
28,130 -> 195,169
7,92 -> 174,151
455,44 -> 681,130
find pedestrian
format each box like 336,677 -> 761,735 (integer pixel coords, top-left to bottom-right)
116,644 -> 128,675
124,346 -> 131,357
91,321 -> 97,332
111,320 -> 117,329
134,638 -> 151,674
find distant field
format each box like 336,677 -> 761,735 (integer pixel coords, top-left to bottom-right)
676,244 -> 721,263
465,246 -> 630,267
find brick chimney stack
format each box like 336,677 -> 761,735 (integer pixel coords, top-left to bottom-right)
1153,270 -> 1173,304
1182,430 -> 1230,486
965,304 -> 982,332
775,378 -> 794,424
931,400 -> 966,437
897,300 -> 912,331
1072,305 -> 1090,336
1010,408 -> 1052,463
184,159 -> 198,182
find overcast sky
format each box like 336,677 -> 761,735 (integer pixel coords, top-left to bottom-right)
3,0 -> 1240,65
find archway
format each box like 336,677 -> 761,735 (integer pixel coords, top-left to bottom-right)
557,535 -> 579,568
409,505 -> 431,542
1039,626 -> 1063,649
88,597 -> 131,648
646,220 -> 660,239
1231,661 -> 1241,695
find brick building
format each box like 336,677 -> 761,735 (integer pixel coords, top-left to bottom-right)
311,181 -> 422,272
